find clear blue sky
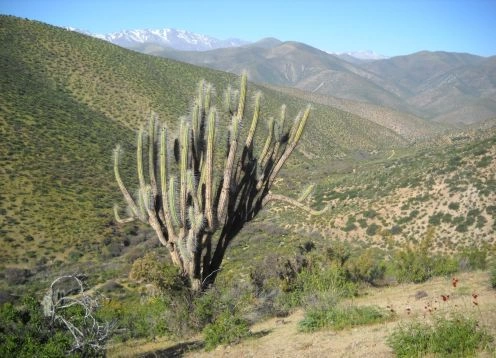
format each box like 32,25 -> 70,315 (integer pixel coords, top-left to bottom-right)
2,0 -> 495,57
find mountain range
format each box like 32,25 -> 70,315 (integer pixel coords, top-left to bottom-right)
136,39 -> 496,125
75,26 -> 496,126
69,27 -> 249,51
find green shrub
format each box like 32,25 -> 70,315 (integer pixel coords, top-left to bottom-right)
393,248 -> 431,283
490,261 -> 496,289
392,227 -> 459,283
393,248 -> 459,283
299,305 -> 392,332
476,155 -> 492,168
98,297 -> 171,340
0,296 -> 80,357
387,315 -> 493,357
390,225 -> 402,235
362,209 -> 377,219
448,202 -> 460,211
366,223 -> 380,236
129,252 -> 185,293
276,260 -> 358,310
203,311 -> 251,351
431,256 -> 458,276
458,247 -> 488,271
346,249 -> 385,285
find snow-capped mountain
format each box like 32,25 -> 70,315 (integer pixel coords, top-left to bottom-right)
68,27 -> 249,51
343,50 -> 389,60
329,50 -> 389,61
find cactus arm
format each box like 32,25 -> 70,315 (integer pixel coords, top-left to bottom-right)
191,103 -> 200,160
270,104 -> 288,163
236,72 -> 247,121
245,91 -> 261,149
217,115 -> 239,221
268,105 -> 310,187
168,176 -> 180,227
298,184 -> 315,202
197,79 -> 205,114
217,73 -> 247,221
113,205 -> 136,224
179,120 -> 190,226
203,107 -> 216,227
278,104 -> 286,132
137,127 -> 146,190
204,83 -> 212,112
113,145 -> 142,221
160,126 -> 177,238
259,118 -> 275,167
223,85 -> 232,114
148,114 -> 158,197
186,169 -> 200,214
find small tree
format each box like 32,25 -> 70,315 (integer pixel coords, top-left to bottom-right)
114,73 -> 324,291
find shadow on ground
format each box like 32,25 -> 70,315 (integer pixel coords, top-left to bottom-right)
141,341 -> 204,357
140,330 -> 271,357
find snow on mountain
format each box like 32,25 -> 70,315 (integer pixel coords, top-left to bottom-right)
68,27 -> 249,51
329,50 -> 389,61
66,27 -> 387,57
344,50 -> 389,60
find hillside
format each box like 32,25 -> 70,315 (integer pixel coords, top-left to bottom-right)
363,52 -> 496,123
0,16 -> 409,273
262,84 -> 446,141
153,40 -> 413,114
141,40 -> 496,126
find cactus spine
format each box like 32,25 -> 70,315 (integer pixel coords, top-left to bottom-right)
114,72 -> 319,291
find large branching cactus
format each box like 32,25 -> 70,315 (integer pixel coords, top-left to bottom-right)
114,73 -> 323,291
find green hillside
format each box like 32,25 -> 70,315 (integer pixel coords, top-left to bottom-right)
0,16 -> 408,271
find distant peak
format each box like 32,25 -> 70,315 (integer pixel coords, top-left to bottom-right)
247,37 -> 282,49
330,50 -> 389,60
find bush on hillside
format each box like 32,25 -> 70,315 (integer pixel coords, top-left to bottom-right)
387,315 -> 493,356
490,260 -> 496,289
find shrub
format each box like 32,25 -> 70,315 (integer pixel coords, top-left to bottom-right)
4,268 -> 31,285
362,209 -> 377,219
448,202 -> 460,211
0,296 -> 75,357
490,260 -> 496,289
299,305 -> 392,332
476,155 -> 492,168
393,247 -> 432,283
203,311 -> 251,351
366,223 -> 380,236
275,252 -> 358,311
346,249 -> 385,285
387,315 -> 493,356
129,252 -> 185,293
458,247 -> 487,271
98,297 -> 171,340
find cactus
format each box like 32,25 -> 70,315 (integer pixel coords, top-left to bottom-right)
113,73 -> 323,291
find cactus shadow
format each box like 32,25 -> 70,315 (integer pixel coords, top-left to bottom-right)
141,340 -> 204,357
